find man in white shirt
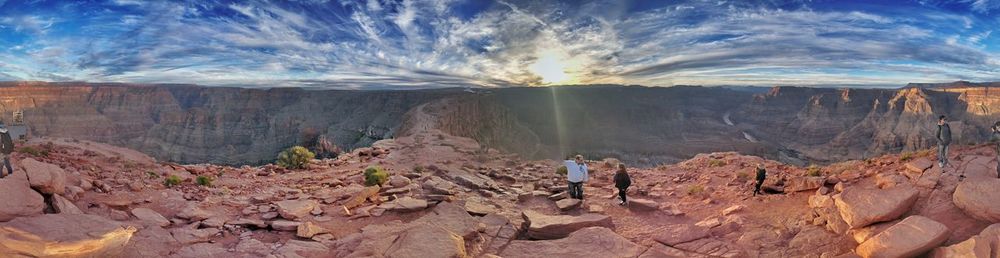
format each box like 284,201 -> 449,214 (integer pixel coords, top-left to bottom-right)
565,155 -> 589,199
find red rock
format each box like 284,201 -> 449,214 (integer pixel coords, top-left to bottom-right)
0,214 -> 137,257
834,185 -> 918,229
22,158 -> 67,195
500,227 -> 644,258
953,179 -> 1000,223
522,210 -> 613,240
856,215 -> 949,258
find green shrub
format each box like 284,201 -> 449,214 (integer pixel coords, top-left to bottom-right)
413,165 -> 425,173
555,166 -> 568,176
900,152 -> 913,162
805,165 -> 823,177
364,166 -> 389,186
708,159 -> 727,167
17,146 -> 48,157
196,176 -> 214,187
687,184 -> 705,195
277,146 -> 315,169
163,175 -> 182,187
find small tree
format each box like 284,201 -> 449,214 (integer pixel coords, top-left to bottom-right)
364,166 -> 389,186
277,146 -> 315,169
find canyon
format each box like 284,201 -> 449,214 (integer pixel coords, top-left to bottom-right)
3,81 -> 1000,166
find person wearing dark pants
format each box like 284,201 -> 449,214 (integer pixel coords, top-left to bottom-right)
613,164 -> 632,205
937,115 -> 952,169
0,122 -> 13,178
991,122 -> 1000,178
753,164 -> 767,196
566,155 -> 589,199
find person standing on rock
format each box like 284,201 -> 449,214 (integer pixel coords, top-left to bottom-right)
990,122 -> 1000,178
566,155 -> 589,200
937,115 -> 952,169
613,164 -> 632,205
0,122 -> 13,178
753,164 -> 766,196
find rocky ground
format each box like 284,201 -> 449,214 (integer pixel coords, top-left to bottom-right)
1,128 -> 1000,257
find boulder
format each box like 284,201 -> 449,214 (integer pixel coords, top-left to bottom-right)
377,197 -> 428,212
343,185 -> 381,209
848,221 -> 897,244
953,179 -> 1000,223
874,174 -> 906,189
500,227 -> 644,258
555,198 -> 581,211
21,158 -> 67,195
176,203 -> 213,221
383,223 -> 468,258
856,216 -> 949,258
904,159 -> 933,178
270,220 -> 301,231
0,171 -> 45,221
274,199 -> 320,220
629,198 -> 660,212
131,208 -> 170,227
652,223 -> 711,245
0,214 -> 137,257
388,175 -> 412,188
51,194 -> 83,214
930,223 -> 1000,258
834,185 -> 919,229
522,210 -> 613,240
785,176 -> 826,192
297,221 -> 329,238
464,200 -> 496,216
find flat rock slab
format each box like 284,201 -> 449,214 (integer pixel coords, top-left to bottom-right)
500,227 -> 644,258
522,210 -> 613,240
931,223 -> 1000,258
904,159 -> 934,179
653,223 -> 710,246
378,197 -> 428,212
131,207 -> 170,227
857,215 -> 949,258
0,214 -> 137,257
834,185 -> 919,229
555,198 -> 581,211
383,223 -> 468,258
953,179 -> 1000,223
785,176 -> 826,192
274,199 -> 320,220
629,198 -> 660,212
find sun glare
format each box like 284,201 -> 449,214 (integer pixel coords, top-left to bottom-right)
530,52 -> 570,85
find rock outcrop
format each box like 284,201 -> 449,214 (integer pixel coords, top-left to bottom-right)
0,214 -> 137,257
856,215 -> 949,258
953,179 -> 1000,223
21,158 -> 67,195
499,227 -> 644,258
522,210 -> 613,240
930,223 -> 1000,258
0,171 -> 45,222
834,185 -> 919,229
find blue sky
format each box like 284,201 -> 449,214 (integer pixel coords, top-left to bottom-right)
0,0 -> 998,89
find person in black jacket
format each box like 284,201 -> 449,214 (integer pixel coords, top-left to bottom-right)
937,115 -> 952,169
613,164 -> 632,205
753,164 -> 766,196
0,122 -> 13,178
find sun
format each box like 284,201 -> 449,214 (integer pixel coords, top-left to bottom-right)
530,52 -> 571,85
